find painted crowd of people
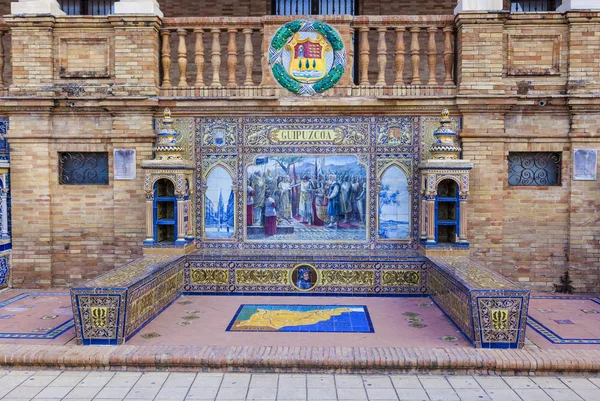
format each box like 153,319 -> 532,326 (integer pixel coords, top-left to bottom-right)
247,169 -> 367,235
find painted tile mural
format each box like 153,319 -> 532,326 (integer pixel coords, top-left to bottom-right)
204,166 -> 235,239
378,166 -> 410,240
246,155 -> 367,242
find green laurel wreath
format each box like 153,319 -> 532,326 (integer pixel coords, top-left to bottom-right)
270,20 -> 345,95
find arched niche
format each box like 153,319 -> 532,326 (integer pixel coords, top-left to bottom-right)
204,166 -> 235,239
435,178 -> 459,244
378,165 -> 410,240
154,178 -> 176,243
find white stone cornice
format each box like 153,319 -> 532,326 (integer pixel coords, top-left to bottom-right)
557,0 -> 600,11
455,0 -> 504,14
10,0 -> 65,15
114,0 -> 164,18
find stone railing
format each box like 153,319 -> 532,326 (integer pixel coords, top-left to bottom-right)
159,15 -> 456,98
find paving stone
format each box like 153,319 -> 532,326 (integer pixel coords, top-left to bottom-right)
362,375 -> 393,388
20,375 -> 58,387
532,377 -> 568,389
306,374 -> 334,388
484,388 -> 522,401
455,388 -> 492,401
474,377 -> 510,389
49,371 -> 88,387
335,375 -> 365,389
64,386 -> 103,398
155,386 -> 190,400
77,372 -> 115,387
163,373 -> 197,388
394,388 -> 429,400
33,386 -> 73,399
249,374 -> 278,388
275,386 -> 306,401
216,386 -> 250,400
513,388 -> 552,401
587,378 -> 600,388
365,387 -> 399,400
246,386 -> 277,400
221,373 -> 251,388
307,387 -> 337,400
559,378 -> 599,390
193,374 -> 224,388
419,377 -> 452,389
336,387 -> 368,400
543,388 -> 584,401
104,372 -> 142,387
278,375 -> 306,388
573,390 -> 600,401
502,377 -> 537,389
95,386 -> 134,399
425,388 -> 460,401
5,385 -> 45,399
134,372 -> 169,387
447,375 -> 481,389
124,386 -> 161,399
390,375 -> 422,389
185,386 -> 220,400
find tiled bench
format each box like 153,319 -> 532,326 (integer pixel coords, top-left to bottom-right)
426,256 -> 530,348
71,255 -> 185,345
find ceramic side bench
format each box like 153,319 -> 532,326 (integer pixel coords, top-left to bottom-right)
71,255 -> 186,345
426,256 -> 530,348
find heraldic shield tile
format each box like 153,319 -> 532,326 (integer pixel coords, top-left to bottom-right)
226,304 -> 374,333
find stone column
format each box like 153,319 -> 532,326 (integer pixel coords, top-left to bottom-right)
114,0 -> 163,17
557,1 -> 600,11
10,0 -> 64,15
144,188 -> 154,243
426,196 -> 436,244
454,0 -> 503,13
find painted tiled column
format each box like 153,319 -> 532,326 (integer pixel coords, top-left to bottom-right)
420,194 -> 427,241
186,199 -> 193,240
459,197 -> 468,244
144,181 -> 154,243
176,197 -> 186,244
426,196 -> 436,244
0,189 -> 8,239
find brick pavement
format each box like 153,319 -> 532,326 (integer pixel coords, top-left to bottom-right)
0,370 -> 599,401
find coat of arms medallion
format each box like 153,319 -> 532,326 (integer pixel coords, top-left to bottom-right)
269,20 -> 346,96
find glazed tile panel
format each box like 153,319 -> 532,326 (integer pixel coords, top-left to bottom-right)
71,255 -> 184,345
427,256 -> 530,348
184,253 -> 427,296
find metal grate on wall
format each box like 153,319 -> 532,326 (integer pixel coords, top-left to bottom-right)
59,152 -> 109,185
59,0 -> 114,15
508,152 -> 561,186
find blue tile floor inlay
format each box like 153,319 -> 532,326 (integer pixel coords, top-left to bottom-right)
527,297 -> 600,345
226,304 -> 374,333
0,292 -> 74,339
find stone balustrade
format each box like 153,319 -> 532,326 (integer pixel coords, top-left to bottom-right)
159,15 -> 456,98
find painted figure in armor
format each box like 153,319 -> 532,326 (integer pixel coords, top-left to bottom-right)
356,178 -> 366,225
252,171 -> 266,225
295,266 -> 313,290
278,175 -> 293,220
299,176 -> 314,224
310,175 -> 324,226
264,191 -> 277,236
341,175 -> 352,222
247,181 -> 254,226
327,174 -> 342,228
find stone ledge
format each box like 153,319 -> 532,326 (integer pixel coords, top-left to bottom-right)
0,344 -> 598,374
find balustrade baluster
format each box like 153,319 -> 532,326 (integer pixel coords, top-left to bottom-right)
210,28 -> 222,87
410,27 -> 421,85
177,29 -> 188,88
394,27 -> 405,85
160,29 -> 172,88
359,27 -> 370,86
194,28 -> 205,87
376,27 -> 387,86
427,27 -> 437,85
243,28 -> 254,86
443,26 -> 454,85
227,28 -> 238,87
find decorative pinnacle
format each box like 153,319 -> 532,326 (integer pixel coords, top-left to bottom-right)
163,107 -> 172,119
441,109 -> 449,119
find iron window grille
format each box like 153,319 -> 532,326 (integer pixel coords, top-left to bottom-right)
272,0 -> 358,15
59,0 -> 115,15
510,0 -> 557,12
59,152 -> 109,185
508,152 -> 561,186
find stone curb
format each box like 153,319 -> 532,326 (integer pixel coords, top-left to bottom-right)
1,345 -> 599,375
